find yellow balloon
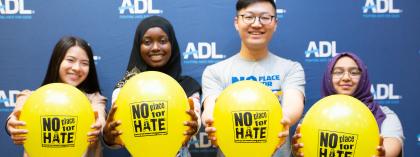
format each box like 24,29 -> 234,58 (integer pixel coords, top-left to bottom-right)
213,80 -> 283,157
19,83 -> 94,157
114,71 -> 189,157
299,94 -> 379,157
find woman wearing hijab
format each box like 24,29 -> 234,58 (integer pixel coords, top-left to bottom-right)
102,16 -> 201,157
291,53 -> 404,157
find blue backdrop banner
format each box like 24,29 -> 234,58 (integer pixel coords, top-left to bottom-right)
1,0 -> 419,156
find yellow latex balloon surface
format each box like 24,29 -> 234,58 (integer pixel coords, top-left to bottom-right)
299,94 -> 379,157
19,83 -> 94,157
213,80 -> 283,157
114,71 -> 189,157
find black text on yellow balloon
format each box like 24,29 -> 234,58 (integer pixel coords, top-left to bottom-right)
233,111 -> 269,143
41,116 -> 78,147
131,101 -> 168,136
317,130 -> 358,156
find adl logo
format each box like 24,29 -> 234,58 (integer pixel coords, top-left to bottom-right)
273,0 -> 286,18
362,0 -> 402,18
183,42 -> 225,64
304,41 -> 337,63
370,83 -> 402,105
0,0 -> 34,20
0,90 -> 20,112
93,55 -> 101,65
189,131 -> 213,149
417,134 -> 420,146
119,0 -> 162,19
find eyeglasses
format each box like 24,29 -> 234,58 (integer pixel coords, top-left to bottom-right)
238,14 -> 276,25
332,69 -> 362,79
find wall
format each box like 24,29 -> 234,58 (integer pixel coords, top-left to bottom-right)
1,0 -> 419,156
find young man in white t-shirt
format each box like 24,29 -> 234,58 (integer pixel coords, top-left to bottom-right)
201,0 -> 305,156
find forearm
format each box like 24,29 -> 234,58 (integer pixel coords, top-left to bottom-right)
201,95 -> 216,127
5,116 -> 12,136
189,93 -> 202,135
281,89 -> 304,125
97,105 -> 107,129
283,104 -> 303,125
383,137 -> 402,157
89,92 -> 108,128
6,90 -> 31,136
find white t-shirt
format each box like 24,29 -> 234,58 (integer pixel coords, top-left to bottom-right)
380,105 -> 404,156
202,53 -> 305,103
202,53 -> 306,157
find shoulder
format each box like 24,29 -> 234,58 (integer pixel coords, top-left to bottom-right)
269,53 -> 303,68
13,89 -> 33,111
380,106 -> 398,116
380,106 -> 402,126
205,54 -> 238,70
86,92 -> 107,103
115,67 -> 141,88
379,106 -> 404,140
268,53 -> 305,78
16,89 -> 32,101
18,89 -> 32,97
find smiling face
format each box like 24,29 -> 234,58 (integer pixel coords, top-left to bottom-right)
140,27 -> 172,68
58,46 -> 90,87
234,1 -> 277,50
332,56 -> 362,96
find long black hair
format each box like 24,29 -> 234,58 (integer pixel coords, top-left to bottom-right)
42,36 -> 101,94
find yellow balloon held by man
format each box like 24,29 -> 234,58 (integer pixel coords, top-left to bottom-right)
114,71 -> 189,157
213,80 -> 283,157
299,94 -> 379,157
19,83 -> 95,157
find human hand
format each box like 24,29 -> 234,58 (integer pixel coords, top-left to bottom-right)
201,96 -> 217,147
374,136 -> 385,157
292,124 -> 304,157
7,111 -> 28,145
272,117 -> 290,155
204,118 -> 217,147
87,111 -> 101,145
276,117 -> 290,149
183,98 -> 199,145
103,104 -> 123,146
